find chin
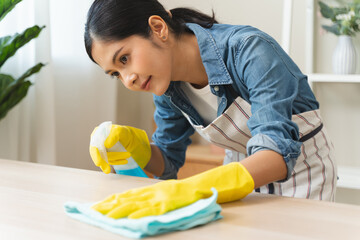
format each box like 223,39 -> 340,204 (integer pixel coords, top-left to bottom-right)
153,84 -> 169,96
153,90 -> 165,96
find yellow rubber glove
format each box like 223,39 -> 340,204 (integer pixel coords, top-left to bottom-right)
89,124 -> 151,174
91,162 -> 255,219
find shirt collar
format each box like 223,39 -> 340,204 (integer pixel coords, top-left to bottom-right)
186,23 -> 233,86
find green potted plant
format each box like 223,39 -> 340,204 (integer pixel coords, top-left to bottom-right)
0,0 -> 45,121
319,0 -> 360,74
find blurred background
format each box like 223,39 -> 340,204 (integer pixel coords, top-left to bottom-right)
0,0 -> 359,204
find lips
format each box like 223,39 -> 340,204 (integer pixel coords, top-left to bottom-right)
141,76 -> 151,90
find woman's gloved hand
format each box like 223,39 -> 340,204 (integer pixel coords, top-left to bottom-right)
91,162 -> 255,219
89,124 -> 151,174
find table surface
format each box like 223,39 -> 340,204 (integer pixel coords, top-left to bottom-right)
1,159 -> 360,240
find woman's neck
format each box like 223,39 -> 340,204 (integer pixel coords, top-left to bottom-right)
171,33 -> 208,89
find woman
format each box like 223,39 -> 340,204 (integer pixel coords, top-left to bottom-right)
85,0 -> 337,219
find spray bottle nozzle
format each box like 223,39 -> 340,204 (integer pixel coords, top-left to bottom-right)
90,121 -> 113,163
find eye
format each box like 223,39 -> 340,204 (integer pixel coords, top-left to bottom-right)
111,72 -> 120,78
119,55 -> 128,64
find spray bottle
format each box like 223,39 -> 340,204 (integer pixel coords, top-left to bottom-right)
90,121 -> 148,178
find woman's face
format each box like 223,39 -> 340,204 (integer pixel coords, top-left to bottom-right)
91,35 -> 173,96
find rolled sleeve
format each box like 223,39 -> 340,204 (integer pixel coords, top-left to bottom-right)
247,133 -> 302,180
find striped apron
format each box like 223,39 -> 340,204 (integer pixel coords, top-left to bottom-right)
182,96 -> 337,201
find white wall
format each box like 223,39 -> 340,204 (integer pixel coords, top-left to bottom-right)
48,1 -> 119,170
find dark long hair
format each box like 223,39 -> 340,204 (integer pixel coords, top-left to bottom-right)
84,0 -> 217,62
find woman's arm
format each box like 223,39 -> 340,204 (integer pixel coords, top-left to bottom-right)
144,143 -> 165,176
241,150 -> 287,189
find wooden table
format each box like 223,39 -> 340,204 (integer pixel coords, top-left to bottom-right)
178,144 -> 224,179
1,159 -> 360,239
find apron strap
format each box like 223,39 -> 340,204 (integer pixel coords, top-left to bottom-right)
227,84 -> 240,103
298,123 -> 323,142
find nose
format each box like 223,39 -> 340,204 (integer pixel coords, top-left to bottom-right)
123,72 -> 137,89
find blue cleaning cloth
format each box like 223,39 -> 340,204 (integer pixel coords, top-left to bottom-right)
64,188 -> 222,239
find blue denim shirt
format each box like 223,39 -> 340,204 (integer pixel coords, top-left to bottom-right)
152,23 -> 319,180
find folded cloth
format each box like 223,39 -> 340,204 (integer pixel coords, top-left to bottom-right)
64,188 -> 222,239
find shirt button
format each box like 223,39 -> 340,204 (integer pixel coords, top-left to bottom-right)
214,86 -> 219,92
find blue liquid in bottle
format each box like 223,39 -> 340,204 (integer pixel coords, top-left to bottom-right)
108,142 -> 148,178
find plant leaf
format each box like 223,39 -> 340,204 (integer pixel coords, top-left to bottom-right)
17,62 -> 45,81
319,1 -> 335,19
322,24 -> 341,35
0,73 -> 14,94
0,62 -> 44,105
0,80 -> 31,121
0,0 -> 22,22
0,25 -> 45,68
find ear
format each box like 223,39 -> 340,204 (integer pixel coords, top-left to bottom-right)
148,15 -> 168,41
